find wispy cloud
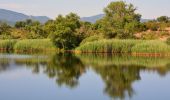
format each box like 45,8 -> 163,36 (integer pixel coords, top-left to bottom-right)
0,3 -> 23,9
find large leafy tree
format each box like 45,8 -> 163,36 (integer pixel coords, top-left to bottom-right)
99,1 -> 142,39
50,13 -> 81,50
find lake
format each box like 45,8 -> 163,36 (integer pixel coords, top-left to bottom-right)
0,53 -> 170,100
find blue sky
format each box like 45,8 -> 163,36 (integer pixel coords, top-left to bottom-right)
0,0 -> 170,19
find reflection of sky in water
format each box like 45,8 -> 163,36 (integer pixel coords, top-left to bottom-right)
132,72 -> 170,100
0,66 -> 108,100
0,54 -> 170,100
0,68 -> 29,80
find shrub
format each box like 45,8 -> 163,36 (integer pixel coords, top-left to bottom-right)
141,32 -> 159,40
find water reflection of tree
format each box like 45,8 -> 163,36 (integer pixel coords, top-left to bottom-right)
14,53 -> 86,88
44,53 -> 86,88
1,53 -> 170,100
92,65 -> 141,99
14,57 -> 47,74
78,54 -> 170,100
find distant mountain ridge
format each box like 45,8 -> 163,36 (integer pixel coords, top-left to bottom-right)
0,9 -> 152,25
81,14 -> 104,23
0,9 -> 50,25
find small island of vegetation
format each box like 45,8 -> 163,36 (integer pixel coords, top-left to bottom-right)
0,1 -> 170,55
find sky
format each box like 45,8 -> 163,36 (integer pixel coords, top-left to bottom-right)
0,0 -> 170,19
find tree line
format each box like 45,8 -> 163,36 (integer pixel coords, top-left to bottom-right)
0,1 -> 170,49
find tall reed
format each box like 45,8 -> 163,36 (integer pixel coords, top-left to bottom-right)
76,39 -> 170,54
14,39 -> 56,53
0,40 -> 17,52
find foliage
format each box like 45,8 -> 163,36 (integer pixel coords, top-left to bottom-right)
14,19 -> 47,39
144,16 -> 170,31
144,20 -> 159,31
75,22 -> 95,43
98,1 -> 142,39
0,1 -> 170,52
157,16 -> 169,23
49,13 -> 81,50
0,22 -> 11,39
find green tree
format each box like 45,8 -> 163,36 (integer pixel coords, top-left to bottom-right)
76,22 -> 95,43
99,1 -> 141,39
15,21 -> 26,28
50,13 -> 81,50
15,19 -> 47,39
157,16 -> 169,23
0,22 -> 11,39
145,20 -> 159,31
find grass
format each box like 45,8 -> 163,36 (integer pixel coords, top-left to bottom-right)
76,39 -> 170,55
131,40 -> 170,54
14,39 -> 56,53
0,39 -> 57,53
0,40 -> 17,52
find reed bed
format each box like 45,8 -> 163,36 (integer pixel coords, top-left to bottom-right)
14,39 -> 56,53
76,39 -> 170,54
0,40 -> 17,51
131,40 -> 170,54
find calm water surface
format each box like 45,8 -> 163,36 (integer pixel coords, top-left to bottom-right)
0,53 -> 170,100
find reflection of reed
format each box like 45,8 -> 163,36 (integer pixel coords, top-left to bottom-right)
44,53 -> 86,88
77,54 -> 170,68
0,58 -> 10,71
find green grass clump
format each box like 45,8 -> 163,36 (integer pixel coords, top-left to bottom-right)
131,40 -> 170,53
76,39 -> 170,54
0,40 -> 17,51
14,39 -> 56,53
76,39 -> 142,53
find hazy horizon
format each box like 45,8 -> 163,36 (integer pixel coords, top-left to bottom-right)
0,0 -> 170,19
